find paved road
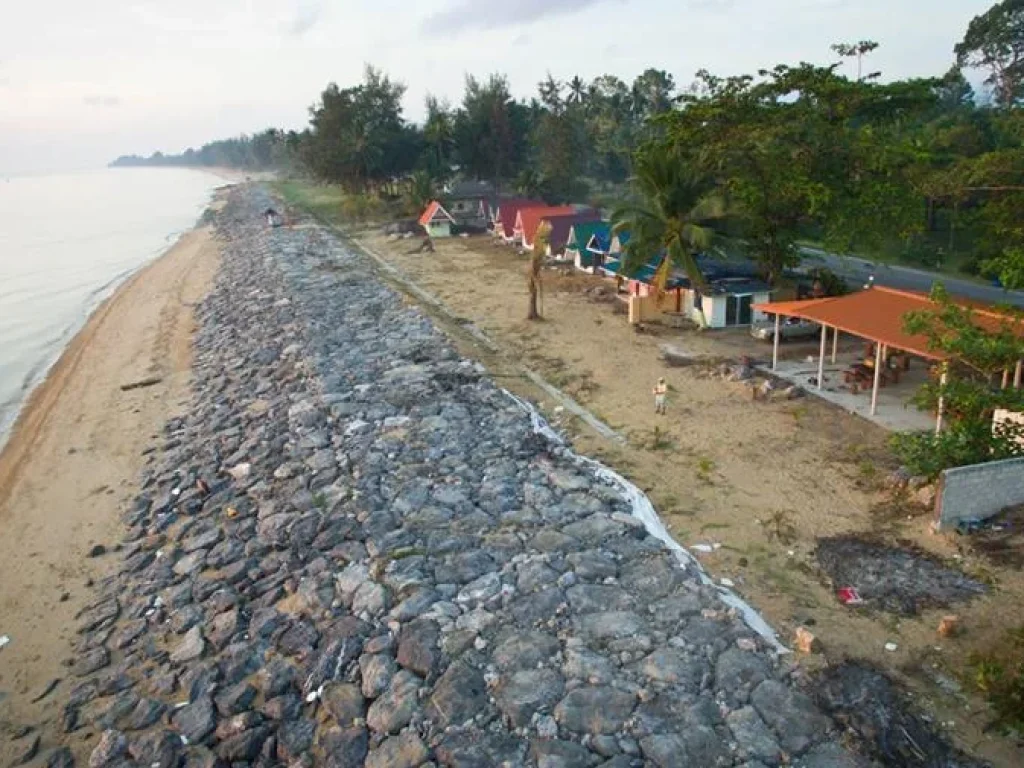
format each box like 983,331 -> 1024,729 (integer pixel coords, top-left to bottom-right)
800,246 -> 1024,308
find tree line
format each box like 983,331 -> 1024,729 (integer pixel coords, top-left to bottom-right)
111,0 -> 1024,291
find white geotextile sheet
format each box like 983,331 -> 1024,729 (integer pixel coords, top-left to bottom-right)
505,390 -> 788,653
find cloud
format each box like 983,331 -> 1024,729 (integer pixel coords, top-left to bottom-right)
83,95 -> 122,107
421,0 -> 613,35
285,1 -> 323,37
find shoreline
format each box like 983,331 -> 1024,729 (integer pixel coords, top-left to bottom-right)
0,209 -> 221,759
0,174 -> 224,454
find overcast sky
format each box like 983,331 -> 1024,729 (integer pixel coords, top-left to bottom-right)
0,0 -> 993,175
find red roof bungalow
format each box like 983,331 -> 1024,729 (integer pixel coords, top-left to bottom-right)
493,198 -> 545,242
515,205 -> 578,250
418,200 -> 456,238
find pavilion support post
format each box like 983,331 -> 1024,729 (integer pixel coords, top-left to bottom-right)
772,315 -> 781,371
870,342 -> 883,416
1002,368 -> 1010,390
1015,360 -> 1022,389
936,364 -> 949,434
831,327 -> 839,364
817,325 -> 827,390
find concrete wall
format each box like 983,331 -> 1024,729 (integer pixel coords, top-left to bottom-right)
936,456 -> 1024,529
628,294 -> 668,324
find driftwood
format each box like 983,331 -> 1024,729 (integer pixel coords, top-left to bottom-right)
120,377 -> 163,392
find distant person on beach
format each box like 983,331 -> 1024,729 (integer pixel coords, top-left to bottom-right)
653,377 -> 668,415
264,208 -> 280,228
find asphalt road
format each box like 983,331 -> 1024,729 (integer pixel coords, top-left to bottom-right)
800,246 -> 1024,309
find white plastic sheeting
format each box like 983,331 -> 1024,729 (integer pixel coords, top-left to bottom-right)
505,390 -> 788,653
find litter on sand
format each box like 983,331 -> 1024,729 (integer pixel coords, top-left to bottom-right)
0,635 -> 9,650
836,587 -> 864,605
884,642 -> 899,652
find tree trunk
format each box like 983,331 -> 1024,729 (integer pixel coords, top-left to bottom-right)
949,202 -> 958,251
528,283 -> 540,320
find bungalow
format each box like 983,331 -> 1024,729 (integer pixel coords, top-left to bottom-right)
609,233 -> 773,328
418,200 -> 456,239
493,198 -> 545,242
699,278 -> 773,328
516,205 -> 580,250
541,212 -> 603,257
566,221 -> 611,271
443,180 -> 494,229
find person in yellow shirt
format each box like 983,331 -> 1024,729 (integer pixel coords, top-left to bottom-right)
653,377 -> 668,415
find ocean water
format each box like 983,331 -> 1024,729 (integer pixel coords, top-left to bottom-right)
0,167 -> 222,448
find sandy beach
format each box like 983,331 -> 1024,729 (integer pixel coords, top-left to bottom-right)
0,218 -> 220,759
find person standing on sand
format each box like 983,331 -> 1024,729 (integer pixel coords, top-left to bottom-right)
653,377 -> 668,415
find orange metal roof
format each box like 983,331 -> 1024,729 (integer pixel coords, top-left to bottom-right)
418,200 -> 454,227
753,286 -> 1024,360
515,206 -> 577,244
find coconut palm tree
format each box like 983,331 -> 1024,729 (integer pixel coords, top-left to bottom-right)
611,152 -> 726,327
567,76 -> 587,107
423,96 -> 454,178
527,221 -> 552,320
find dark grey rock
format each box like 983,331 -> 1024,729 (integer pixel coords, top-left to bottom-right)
727,706 -> 783,765
365,732 -> 429,768
396,618 -> 441,677
214,681 -> 257,716
322,682 -> 365,725
128,729 -> 182,768
554,686 -> 636,735
366,670 -> 421,734
74,646 -> 110,677
318,725 -> 369,768
171,697 -> 216,744
170,625 -> 205,663
426,660 -> 488,727
216,726 -> 270,761
751,679 -> 830,756
360,653 -> 397,698
277,718 -> 316,761
495,668 -> 565,727
120,697 -> 165,730
46,747 -> 75,768
491,630 -> 560,671
88,729 -> 128,767
639,648 -> 704,690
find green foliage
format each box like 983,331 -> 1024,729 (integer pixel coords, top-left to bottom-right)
892,283 -> 1024,479
955,0 -> 1024,107
611,151 -> 727,325
891,421 -> 1020,480
806,267 -> 850,296
404,171 -> 436,216
983,245 -> 1024,289
968,625 -> 1024,733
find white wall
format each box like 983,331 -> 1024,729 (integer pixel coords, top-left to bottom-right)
704,295 -> 727,328
752,291 -> 772,323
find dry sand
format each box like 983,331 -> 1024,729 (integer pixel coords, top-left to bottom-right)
0,222 -> 220,759
355,230 -> 1024,766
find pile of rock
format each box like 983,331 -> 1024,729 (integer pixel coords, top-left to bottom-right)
53,187 -> 869,767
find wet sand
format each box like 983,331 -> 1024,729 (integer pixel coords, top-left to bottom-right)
0,221 -> 220,758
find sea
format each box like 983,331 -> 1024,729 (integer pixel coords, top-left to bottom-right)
0,167 -> 223,449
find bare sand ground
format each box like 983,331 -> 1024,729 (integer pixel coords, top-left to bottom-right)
0,222 -> 220,761
356,230 -> 1024,766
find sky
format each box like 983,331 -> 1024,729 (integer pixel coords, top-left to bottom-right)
0,0 -> 995,175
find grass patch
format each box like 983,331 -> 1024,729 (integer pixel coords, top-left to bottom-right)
696,454 -> 715,483
968,627 -> 1024,734
272,179 -> 402,226
760,510 -> 797,545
